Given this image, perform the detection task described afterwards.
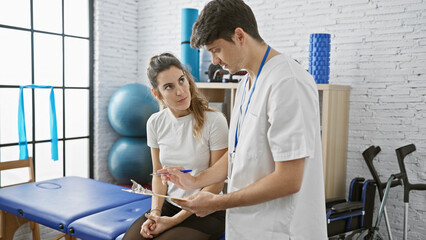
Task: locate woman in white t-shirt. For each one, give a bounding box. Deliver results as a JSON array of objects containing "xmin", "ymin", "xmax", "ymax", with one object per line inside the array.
[{"xmin": 123, "ymin": 53, "xmax": 228, "ymax": 240}]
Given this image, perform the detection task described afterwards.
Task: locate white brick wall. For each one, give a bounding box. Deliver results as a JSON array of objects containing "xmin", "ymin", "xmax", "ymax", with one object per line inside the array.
[
  {"xmin": 90, "ymin": 0, "xmax": 426, "ymax": 238},
  {"xmin": 93, "ymin": 0, "xmax": 139, "ymax": 183}
]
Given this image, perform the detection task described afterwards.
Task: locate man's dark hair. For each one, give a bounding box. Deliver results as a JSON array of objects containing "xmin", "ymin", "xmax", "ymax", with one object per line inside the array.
[{"xmin": 190, "ymin": 0, "xmax": 263, "ymax": 49}]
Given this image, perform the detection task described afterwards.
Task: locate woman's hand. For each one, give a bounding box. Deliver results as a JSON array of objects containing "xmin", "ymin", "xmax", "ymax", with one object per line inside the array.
[
  {"xmin": 140, "ymin": 216, "xmax": 157, "ymax": 239},
  {"xmin": 140, "ymin": 213, "xmax": 178, "ymax": 238},
  {"xmin": 158, "ymin": 166, "xmax": 198, "ymax": 190}
]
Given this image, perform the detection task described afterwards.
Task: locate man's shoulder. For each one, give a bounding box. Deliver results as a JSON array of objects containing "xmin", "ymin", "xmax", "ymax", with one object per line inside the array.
[
  {"xmin": 266, "ymin": 53, "xmax": 298, "ymax": 73},
  {"xmin": 264, "ymin": 54, "xmax": 314, "ymax": 86}
]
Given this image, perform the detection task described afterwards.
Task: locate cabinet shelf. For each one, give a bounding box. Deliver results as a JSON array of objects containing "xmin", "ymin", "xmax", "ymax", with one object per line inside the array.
[{"xmin": 196, "ymin": 82, "xmax": 350, "ymax": 199}]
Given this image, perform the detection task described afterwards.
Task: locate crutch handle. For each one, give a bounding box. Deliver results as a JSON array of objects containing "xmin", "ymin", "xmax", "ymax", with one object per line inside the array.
[
  {"xmin": 395, "ymin": 144, "xmax": 426, "ymax": 202},
  {"xmin": 410, "ymin": 183, "xmax": 426, "ymax": 191},
  {"xmin": 391, "ymin": 173, "xmax": 405, "ymax": 180}
]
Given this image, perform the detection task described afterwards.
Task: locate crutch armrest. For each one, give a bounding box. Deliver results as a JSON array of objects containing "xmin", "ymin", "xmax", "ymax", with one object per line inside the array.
[{"xmin": 331, "ymin": 201, "xmax": 363, "ymax": 213}]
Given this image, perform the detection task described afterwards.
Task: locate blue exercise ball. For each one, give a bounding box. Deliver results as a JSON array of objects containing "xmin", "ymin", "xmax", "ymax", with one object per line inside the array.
[
  {"xmin": 108, "ymin": 137, "xmax": 152, "ymax": 185},
  {"xmin": 108, "ymin": 83, "xmax": 158, "ymax": 137}
]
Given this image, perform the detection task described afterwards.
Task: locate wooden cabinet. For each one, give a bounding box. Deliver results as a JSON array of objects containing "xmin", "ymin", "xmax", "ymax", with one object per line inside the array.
[
  {"xmin": 196, "ymin": 82, "xmax": 350, "ymax": 199},
  {"xmin": 317, "ymin": 84, "xmax": 350, "ymax": 199}
]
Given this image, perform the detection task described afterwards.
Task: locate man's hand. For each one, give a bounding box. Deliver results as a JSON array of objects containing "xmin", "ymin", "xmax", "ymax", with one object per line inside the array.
[
  {"xmin": 159, "ymin": 166, "xmax": 198, "ymax": 190},
  {"xmin": 173, "ymin": 191, "xmax": 220, "ymax": 217}
]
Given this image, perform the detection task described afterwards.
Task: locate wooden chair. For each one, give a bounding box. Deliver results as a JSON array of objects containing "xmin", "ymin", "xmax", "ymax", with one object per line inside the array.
[{"xmin": 0, "ymin": 157, "xmax": 40, "ymax": 240}]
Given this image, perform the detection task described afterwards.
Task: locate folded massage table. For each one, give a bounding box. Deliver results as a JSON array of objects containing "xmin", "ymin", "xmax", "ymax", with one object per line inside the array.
[{"xmin": 0, "ymin": 176, "xmax": 151, "ymax": 240}]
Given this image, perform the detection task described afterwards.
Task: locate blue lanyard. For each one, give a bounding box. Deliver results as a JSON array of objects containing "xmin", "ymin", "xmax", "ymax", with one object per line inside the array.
[
  {"xmin": 18, "ymin": 85, "xmax": 59, "ymax": 161},
  {"xmin": 233, "ymin": 45, "xmax": 271, "ymax": 153}
]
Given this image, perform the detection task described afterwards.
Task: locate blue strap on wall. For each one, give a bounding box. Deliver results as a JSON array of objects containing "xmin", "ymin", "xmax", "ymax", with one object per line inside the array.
[{"xmin": 18, "ymin": 85, "xmax": 58, "ymax": 161}]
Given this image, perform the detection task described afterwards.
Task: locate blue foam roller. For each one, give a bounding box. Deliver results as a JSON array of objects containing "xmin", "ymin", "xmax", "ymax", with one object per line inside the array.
[
  {"xmin": 309, "ymin": 59, "xmax": 330, "ymax": 65},
  {"xmin": 310, "ymin": 69, "xmax": 330, "ymax": 76},
  {"xmin": 309, "ymin": 60, "xmax": 329, "ymax": 66},
  {"xmin": 310, "ymin": 42, "xmax": 330, "ymax": 48},
  {"xmin": 309, "ymin": 33, "xmax": 331, "ymax": 83},
  {"xmin": 181, "ymin": 8, "xmax": 199, "ymax": 81},
  {"xmin": 313, "ymin": 74, "xmax": 329, "ymax": 80},
  {"xmin": 310, "ymin": 38, "xmax": 331, "ymax": 43},
  {"xmin": 309, "ymin": 51, "xmax": 330, "ymax": 57},
  {"xmin": 310, "ymin": 66, "xmax": 330, "ymax": 74},
  {"xmin": 312, "ymin": 75, "xmax": 329, "ymax": 80},
  {"xmin": 309, "ymin": 44, "xmax": 331, "ymax": 52},
  {"xmin": 181, "ymin": 8, "xmax": 198, "ymax": 42},
  {"xmin": 309, "ymin": 55, "xmax": 330, "ymax": 60},
  {"xmin": 309, "ymin": 65, "xmax": 330, "ymax": 72},
  {"xmin": 182, "ymin": 43, "xmax": 199, "ymax": 81},
  {"xmin": 310, "ymin": 33, "xmax": 331, "ymax": 39}
]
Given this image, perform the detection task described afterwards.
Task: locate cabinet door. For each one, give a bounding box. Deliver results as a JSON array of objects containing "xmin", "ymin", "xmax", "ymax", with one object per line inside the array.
[{"xmin": 319, "ymin": 85, "xmax": 350, "ymax": 199}]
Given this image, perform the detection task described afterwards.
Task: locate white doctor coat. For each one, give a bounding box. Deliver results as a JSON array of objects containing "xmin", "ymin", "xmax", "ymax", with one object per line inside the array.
[{"xmin": 226, "ymin": 54, "xmax": 327, "ymax": 239}]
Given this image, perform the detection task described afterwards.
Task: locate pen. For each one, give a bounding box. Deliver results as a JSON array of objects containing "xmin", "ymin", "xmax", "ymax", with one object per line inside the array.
[{"xmin": 150, "ymin": 169, "xmax": 192, "ymax": 176}]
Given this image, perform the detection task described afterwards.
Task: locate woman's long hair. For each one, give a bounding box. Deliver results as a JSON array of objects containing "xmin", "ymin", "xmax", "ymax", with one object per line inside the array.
[{"xmin": 147, "ymin": 53, "xmax": 214, "ymax": 140}]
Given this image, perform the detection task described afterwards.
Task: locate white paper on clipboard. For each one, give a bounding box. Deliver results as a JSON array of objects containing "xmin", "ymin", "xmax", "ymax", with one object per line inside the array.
[{"xmin": 123, "ymin": 179, "xmax": 186, "ymax": 201}]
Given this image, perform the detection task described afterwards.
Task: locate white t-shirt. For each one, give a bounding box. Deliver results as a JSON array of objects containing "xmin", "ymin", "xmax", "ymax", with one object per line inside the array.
[
  {"xmin": 226, "ymin": 53, "xmax": 327, "ymax": 239},
  {"xmin": 147, "ymin": 108, "xmax": 228, "ymax": 206}
]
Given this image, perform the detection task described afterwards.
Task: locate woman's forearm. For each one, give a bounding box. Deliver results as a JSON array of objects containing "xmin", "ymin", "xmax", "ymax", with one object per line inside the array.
[
  {"xmin": 151, "ymin": 174, "xmax": 167, "ymax": 210},
  {"xmin": 194, "ymin": 150, "xmax": 228, "ymax": 188}
]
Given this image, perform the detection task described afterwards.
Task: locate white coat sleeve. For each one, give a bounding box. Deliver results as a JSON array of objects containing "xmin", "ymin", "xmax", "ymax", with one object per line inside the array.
[{"xmin": 266, "ymin": 77, "xmax": 312, "ymax": 162}]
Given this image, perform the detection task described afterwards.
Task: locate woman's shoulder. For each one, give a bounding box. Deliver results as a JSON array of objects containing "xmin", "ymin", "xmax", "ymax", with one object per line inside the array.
[
  {"xmin": 204, "ymin": 110, "xmax": 227, "ymax": 127},
  {"xmin": 205, "ymin": 110, "xmax": 226, "ymax": 120},
  {"xmin": 147, "ymin": 108, "xmax": 169, "ymax": 124}
]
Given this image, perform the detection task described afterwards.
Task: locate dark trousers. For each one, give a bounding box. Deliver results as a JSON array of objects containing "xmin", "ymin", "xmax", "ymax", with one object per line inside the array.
[{"xmin": 123, "ymin": 200, "xmax": 225, "ymax": 240}]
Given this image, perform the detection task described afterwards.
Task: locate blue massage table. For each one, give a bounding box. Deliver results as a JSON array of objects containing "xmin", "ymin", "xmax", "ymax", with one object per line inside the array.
[{"xmin": 0, "ymin": 176, "xmax": 151, "ymax": 240}]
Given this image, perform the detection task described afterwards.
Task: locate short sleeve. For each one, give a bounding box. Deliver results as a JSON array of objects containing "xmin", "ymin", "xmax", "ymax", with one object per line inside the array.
[
  {"xmin": 146, "ymin": 115, "xmax": 159, "ymax": 148},
  {"xmin": 267, "ymin": 77, "xmax": 313, "ymax": 161},
  {"xmin": 208, "ymin": 112, "xmax": 229, "ymax": 151}
]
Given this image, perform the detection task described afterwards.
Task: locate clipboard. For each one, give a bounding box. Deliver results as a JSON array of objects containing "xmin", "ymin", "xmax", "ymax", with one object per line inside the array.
[{"xmin": 122, "ymin": 189, "xmax": 186, "ymax": 201}]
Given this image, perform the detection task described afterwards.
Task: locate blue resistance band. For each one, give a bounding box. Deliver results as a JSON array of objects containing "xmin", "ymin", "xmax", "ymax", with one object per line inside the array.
[
  {"xmin": 233, "ymin": 45, "xmax": 271, "ymax": 153},
  {"xmin": 18, "ymin": 85, "xmax": 58, "ymax": 161}
]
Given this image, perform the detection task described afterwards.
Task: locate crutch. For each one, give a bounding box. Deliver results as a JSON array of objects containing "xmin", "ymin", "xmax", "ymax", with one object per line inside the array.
[
  {"xmin": 395, "ymin": 144, "xmax": 426, "ymax": 240},
  {"xmin": 362, "ymin": 146, "xmax": 401, "ymax": 240}
]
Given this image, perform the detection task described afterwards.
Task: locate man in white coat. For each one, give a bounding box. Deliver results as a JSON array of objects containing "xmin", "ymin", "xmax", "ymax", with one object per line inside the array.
[{"xmin": 160, "ymin": 0, "xmax": 328, "ymax": 239}]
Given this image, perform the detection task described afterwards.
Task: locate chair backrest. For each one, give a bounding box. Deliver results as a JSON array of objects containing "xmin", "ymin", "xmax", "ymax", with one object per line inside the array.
[
  {"xmin": 0, "ymin": 157, "xmax": 34, "ymax": 187},
  {"xmin": 0, "ymin": 157, "xmax": 40, "ymax": 239}
]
